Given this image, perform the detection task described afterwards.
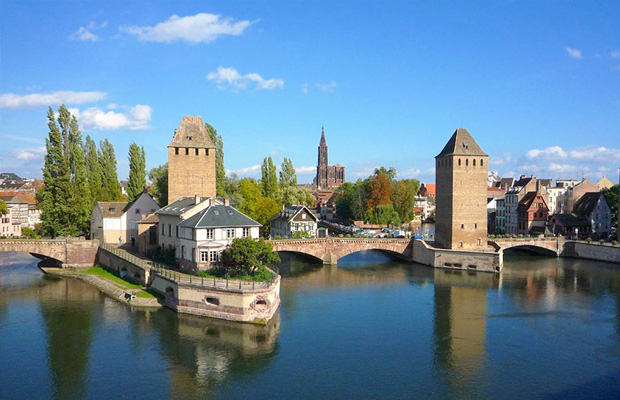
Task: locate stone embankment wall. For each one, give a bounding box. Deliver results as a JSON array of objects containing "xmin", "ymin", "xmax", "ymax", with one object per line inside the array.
[
  {"xmin": 65, "ymin": 238, "xmax": 99, "ymax": 268},
  {"xmin": 561, "ymin": 241, "xmax": 620, "ymax": 264},
  {"xmin": 411, "ymin": 239, "xmax": 501, "ymax": 273},
  {"xmin": 96, "ymin": 245, "xmax": 151, "ymax": 286}
]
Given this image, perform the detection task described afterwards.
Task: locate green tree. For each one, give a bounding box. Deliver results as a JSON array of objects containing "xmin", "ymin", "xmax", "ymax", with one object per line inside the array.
[
  {"xmin": 392, "ymin": 179, "xmax": 420, "ymax": 222},
  {"xmin": 148, "ymin": 163, "xmax": 167, "ymax": 206},
  {"xmin": 84, "ymin": 135, "xmax": 103, "ymax": 201},
  {"xmin": 0, "ymin": 200, "xmax": 7, "ymax": 216},
  {"xmin": 38, "ymin": 105, "xmax": 92, "ymax": 237},
  {"xmin": 127, "ymin": 142, "xmax": 146, "ymax": 201},
  {"xmin": 279, "ymin": 157, "xmax": 297, "ymax": 187},
  {"xmin": 223, "ymin": 173, "xmax": 243, "ymax": 207},
  {"xmin": 221, "ymin": 237, "xmax": 280, "ymax": 277},
  {"xmin": 602, "ymin": 184, "xmax": 619, "ymax": 225},
  {"xmin": 237, "ymin": 178, "xmax": 262, "ymax": 217},
  {"xmin": 99, "ymin": 139, "xmax": 121, "ymax": 201},
  {"xmin": 206, "ymin": 123, "xmax": 226, "ymax": 197},
  {"xmin": 253, "ymin": 196, "xmax": 281, "ymax": 237},
  {"xmin": 365, "ymin": 204, "xmax": 401, "ymax": 227},
  {"xmin": 261, "ymin": 157, "xmax": 278, "ymax": 198},
  {"xmin": 276, "ymin": 185, "xmax": 313, "ymax": 207}
]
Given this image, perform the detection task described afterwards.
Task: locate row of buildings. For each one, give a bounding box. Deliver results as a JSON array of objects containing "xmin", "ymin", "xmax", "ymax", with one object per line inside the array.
[
  {"xmin": 0, "ymin": 174, "xmax": 42, "ymax": 236},
  {"xmin": 487, "ymin": 175, "xmax": 615, "ymax": 239}
]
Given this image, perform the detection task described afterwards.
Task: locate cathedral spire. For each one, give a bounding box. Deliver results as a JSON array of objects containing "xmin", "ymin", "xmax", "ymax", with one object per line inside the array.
[{"xmin": 320, "ymin": 125, "xmax": 326, "ymax": 146}]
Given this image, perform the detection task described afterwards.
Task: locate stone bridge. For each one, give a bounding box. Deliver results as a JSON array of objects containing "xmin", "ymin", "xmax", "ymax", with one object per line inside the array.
[
  {"xmin": 489, "ymin": 237, "xmax": 564, "ymax": 256},
  {"xmin": 268, "ymin": 238, "xmax": 413, "ymax": 264},
  {"xmin": 0, "ymin": 238, "xmax": 99, "ymax": 267}
]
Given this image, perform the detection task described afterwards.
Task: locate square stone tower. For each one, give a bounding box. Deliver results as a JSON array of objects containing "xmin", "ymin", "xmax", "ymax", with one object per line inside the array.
[
  {"xmin": 167, "ymin": 116, "xmax": 216, "ymax": 204},
  {"xmin": 435, "ymin": 128, "xmax": 488, "ymax": 250}
]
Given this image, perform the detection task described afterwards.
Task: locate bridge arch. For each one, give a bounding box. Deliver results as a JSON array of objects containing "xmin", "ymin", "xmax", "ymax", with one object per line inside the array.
[
  {"xmin": 502, "ymin": 244, "xmax": 558, "ymax": 256},
  {"xmin": 337, "ymin": 248, "xmax": 407, "ymax": 263},
  {"xmin": 274, "ymin": 250, "xmax": 324, "ymax": 264}
]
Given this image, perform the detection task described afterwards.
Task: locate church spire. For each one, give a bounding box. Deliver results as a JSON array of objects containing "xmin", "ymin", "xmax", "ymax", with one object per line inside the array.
[{"xmin": 320, "ymin": 125, "xmax": 326, "ymax": 146}]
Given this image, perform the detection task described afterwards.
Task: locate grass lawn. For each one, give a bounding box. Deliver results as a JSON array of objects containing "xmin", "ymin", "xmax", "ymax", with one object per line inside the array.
[{"xmin": 84, "ymin": 266, "xmax": 142, "ymax": 290}]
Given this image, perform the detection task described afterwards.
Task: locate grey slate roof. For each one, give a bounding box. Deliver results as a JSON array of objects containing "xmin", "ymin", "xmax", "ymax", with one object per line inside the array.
[
  {"xmin": 436, "ymin": 128, "xmax": 487, "ymax": 157},
  {"xmin": 549, "ymin": 213, "xmax": 589, "ymax": 227},
  {"xmin": 155, "ymin": 196, "xmax": 210, "ymax": 216},
  {"xmin": 270, "ymin": 205, "xmax": 318, "ymax": 223},
  {"xmin": 178, "ymin": 204, "xmax": 261, "ymax": 228},
  {"xmin": 96, "ymin": 201, "xmax": 128, "ymax": 218},
  {"xmin": 168, "ymin": 116, "xmax": 215, "ymax": 149},
  {"xmin": 573, "ymin": 192, "xmax": 607, "ymax": 218}
]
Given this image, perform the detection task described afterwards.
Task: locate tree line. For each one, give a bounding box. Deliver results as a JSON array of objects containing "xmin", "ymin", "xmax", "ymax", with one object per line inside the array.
[
  {"xmin": 333, "ymin": 167, "xmax": 420, "ymax": 227},
  {"xmin": 39, "ymin": 105, "xmax": 147, "ymax": 237}
]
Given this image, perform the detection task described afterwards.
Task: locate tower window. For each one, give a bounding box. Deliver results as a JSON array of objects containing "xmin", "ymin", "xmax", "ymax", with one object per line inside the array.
[
  {"xmin": 206, "ymin": 149, "xmax": 209, "ymax": 156},
  {"xmin": 481, "ymin": 159, "xmax": 484, "ymax": 166},
  {"xmin": 473, "ymin": 159, "xmax": 476, "ymax": 166},
  {"xmin": 465, "ymin": 159, "xmax": 469, "ymax": 166},
  {"xmin": 458, "ymin": 159, "xmax": 461, "ymax": 166},
  {"xmin": 175, "ymin": 148, "xmax": 179, "ymax": 155},
  {"xmin": 185, "ymin": 148, "xmax": 189, "ymax": 155},
  {"xmin": 461, "ymin": 224, "xmax": 464, "ymax": 229},
  {"xmin": 195, "ymin": 148, "xmax": 199, "ymax": 155}
]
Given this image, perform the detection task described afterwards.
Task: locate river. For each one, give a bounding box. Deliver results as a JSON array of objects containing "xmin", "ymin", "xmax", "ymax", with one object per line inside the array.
[{"xmin": 1, "ymin": 250, "xmax": 619, "ymax": 399}]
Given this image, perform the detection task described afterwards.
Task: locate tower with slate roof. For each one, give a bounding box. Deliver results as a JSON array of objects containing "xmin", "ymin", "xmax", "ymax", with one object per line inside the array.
[
  {"xmin": 435, "ymin": 128, "xmax": 488, "ymax": 250},
  {"xmin": 168, "ymin": 116, "xmax": 216, "ymax": 204}
]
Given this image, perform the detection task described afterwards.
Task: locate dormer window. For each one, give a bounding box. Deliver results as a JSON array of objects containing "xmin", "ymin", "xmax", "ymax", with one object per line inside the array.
[
  {"xmin": 187, "ymin": 136, "xmax": 192, "ymax": 141},
  {"xmin": 228, "ymin": 210, "xmax": 233, "ymax": 215},
  {"xmin": 135, "ymin": 208, "xmax": 141, "ymax": 214},
  {"xmin": 109, "ymin": 207, "xmax": 115, "ymax": 212}
]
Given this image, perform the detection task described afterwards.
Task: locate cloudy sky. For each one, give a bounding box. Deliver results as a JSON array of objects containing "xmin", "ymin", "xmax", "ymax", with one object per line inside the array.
[{"xmin": 1, "ymin": 1, "xmax": 619, "ymax": 184}]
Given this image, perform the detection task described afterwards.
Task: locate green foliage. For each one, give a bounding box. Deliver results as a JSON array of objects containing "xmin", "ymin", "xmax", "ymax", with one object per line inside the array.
[
  {"xmin": 21, "ymin": 227, "xmax": 40, "ymax": 239},
  {"xmin": 602, "ymin": 185, "xmax": 618, "ymax": 224},
  {"xmin": 261, "ymin": 156, "xmax": 278, "ymax": 198},
  {"xmin": 291, "ymin": 231, "xmax": 311, "ymax": 239},
  {"xmin": 365, "ymin": 204, "xmax": 401, "ymax": 227},
  {"xmin": 392, "ymin": 179, "xmax": 420, "ymax": 222},
  {"xmin": 206, "ymin": 123, "xmax": 226, "ymax": 197},
  {"xmin": 127, "ymin": 142, "xmax": 146, "ymax": 201},
  {"xmin": 279, "ymin": 157, "xmax": 297, "ymax": 187},
  {"xmin": 221, "ymin": 237, "xmax": 280, "ymax": 277},
  {"xmin": 374, "ymin": 167, "xmax": 397, "ymax": 180},
  {"xmin": 0, "ymin": 200, "xmax": 7, "ymax": 216},
  {"xmin": 237, "ymin": 178, "xmax": 262, "ymax": 216},
  {"xmin": 153, "ymin": 246, "xmax": 176, "ymax": 266},
  {"xmin": 99, "ymin": 138, "xmax": 122, "ymax": 201},
  {"xmin": 254, "ymin": 196, "xmax": 281, "ymax": 237},
  {"xmin": 276, "ymin": 185, "xmax": 313, "ymax": 207},
  {"xmin": 38, "ymin": 105, "xmax": 93, "ymax": 237},
  {"xmin": 84, "ymin": 135, "xmax": 103, "ymax": 202},
  {"xmin": 148, "ymin": 163, "xmax": 168, "ymax": 206}
]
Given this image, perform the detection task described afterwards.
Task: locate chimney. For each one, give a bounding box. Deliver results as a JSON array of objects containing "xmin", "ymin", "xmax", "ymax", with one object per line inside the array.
[
  {"xmin": 195, "ymin": 195, "xmax": 200, "ymax": 205},
  {"xmin": 223, "ymin": 198, "xmax": 230, "ymax": 206}
]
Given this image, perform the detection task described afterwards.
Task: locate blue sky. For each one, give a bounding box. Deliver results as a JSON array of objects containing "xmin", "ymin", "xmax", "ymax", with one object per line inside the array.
[{"xmin": 1, "ymin": 1, "xmax": 619, "ymax": 185}]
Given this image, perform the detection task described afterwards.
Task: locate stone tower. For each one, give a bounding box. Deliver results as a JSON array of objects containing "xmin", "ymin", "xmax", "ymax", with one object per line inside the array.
[
  {"xmin": 167, "ymin": 116, "xmax": 216, "ymax": 204},
  {"xmin": 435, "ymin": 128, "xmax": 488, "ymax": 250}
]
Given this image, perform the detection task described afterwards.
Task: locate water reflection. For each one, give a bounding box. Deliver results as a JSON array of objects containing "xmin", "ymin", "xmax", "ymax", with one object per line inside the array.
[{"xmin": 147, "ymin": 309, "xmax": 280, "ymax": 399}]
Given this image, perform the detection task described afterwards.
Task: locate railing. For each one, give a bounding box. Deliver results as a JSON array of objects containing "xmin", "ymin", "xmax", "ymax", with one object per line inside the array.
[{"xmin": 99, "ymin": 243, "xmax": 278, "ymax": 291}]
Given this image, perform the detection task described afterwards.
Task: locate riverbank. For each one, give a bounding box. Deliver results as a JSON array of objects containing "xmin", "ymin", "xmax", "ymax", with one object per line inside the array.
[{"xmin": 42, "ymin": 267, "xmax": 162, "ymax": 308}]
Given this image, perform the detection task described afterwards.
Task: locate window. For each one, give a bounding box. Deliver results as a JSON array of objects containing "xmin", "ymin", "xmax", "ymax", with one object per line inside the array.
[
  {"xmin": 168, "ymin": 224, "xmax": 171, "ymax": 236},
  {"xmin": 458, "ymin": 159, "xmax": 461, "ymax": 166},
  {"xmin": 162, "ymin": 224, "xmax": 165, "ymax": 236},
  {"xmin": 135, "ymin": 208, "xmax": 141, "ymax": 214},
  {"xmin": 195, "ymin": 148, "xmax": 199, "ymax": 155},
  {"xmin": 461, "ymin": 224, "xmax": 464, "ymax": 229},
  {"xmin": 206, "ymin": 148, "xmax": 209, "ymax": 156},
  {"xmin": 209, "ymin": 251, "xmax": 219, "ymax": 263},
  {"xmin": 302, "ymin": 213, "xmax": 306, "ymax": 220},
  {"xmin": 192, "ymin": 248, "xmax": 195, "ymax": 262},
  {"xmin": 181, "ymin": 245, "xmax": 185, "ymax": 259},
  {"xmin": 242, "ymin": 227, "xmax": 250, "ymax": 237},
  {"xmin": 474, "ymin": 223, "xmax": 478, "ymax": 229},
  {"xmin": 176, "ymin": 226, "xmax": 179, "ymax": 237},
  {"xmin": 175, "ymin": 148, "xmax": 179, "ymax": 155},
  {"xmin": 185, "ymin": 148, "xmax": 189, "ymax": 155},
  {"xmin": 206, "ymin": 229, "xmax": 214, "ymax": 240},
  {"xmin": 473, "ymin": 159, "xmax": 476, "ymax": 166},
  {"xmin": 481, "ymin": 159, "xmax": 484, "ymax": 166},
  {"xmin": 226, "ymin": 228, "xmax": 235, "ymax": 239},
  {"xmin": 200, "ymin": 250, "xmax": 208, "ymax": 263},
  {"xmin": 465, "ymin": 159, "xmax": 469, "ymax": 166}
]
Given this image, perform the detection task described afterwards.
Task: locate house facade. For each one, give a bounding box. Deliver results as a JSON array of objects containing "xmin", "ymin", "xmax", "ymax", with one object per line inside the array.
[
  {"xmin": 0, "ymin": 206, "xmax": 21, "ymax": 237},
  {"xmin": 270, "ymin": 205, "xmax": 318, "ymax": 239},
  {"xmin": 0, "ymin": 195, "xmax": 29, "ymax": 228},
  {"xmin": 573, "ymin": 192, "xmax": 612, "ymax": 239},
  {"xmin": 177, "ymin": 204, "xmax": 261, "ymax": 273},
  {"xmin": 90, "ymin": 191, "xmax": 159, "ymax": 245},
  {"xmin": 517, "ymin": 191, "xmax": 549, "ymax": 235}
]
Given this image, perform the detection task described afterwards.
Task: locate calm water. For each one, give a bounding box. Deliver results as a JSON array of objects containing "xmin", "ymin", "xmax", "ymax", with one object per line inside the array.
[{"xmin": 1, "ymin": 250, "xmax": 620, "ymax": 400}]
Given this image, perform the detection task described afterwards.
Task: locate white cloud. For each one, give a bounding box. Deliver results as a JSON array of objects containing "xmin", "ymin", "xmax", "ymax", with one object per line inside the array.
[
  {"xmin": 0, "ymin": 90, "xmax": 106, "ymax": 108},
  {"xmin": 121, "ymin": 13, "xmax": 254, "ymax": 44},
  {"xmin": 69, "ymin": 104, "xmax": 152, "ymax": 131},
  {"xmin": 206, "ymin": 67, "xmax": 283, "ymax": 90},
  {"xmin": 566, "ymin": 47, "xmax": 582, "ymax": 59},
  {"xmin": 227, "ymin": 165, "xmax": 261, "ymax": 177},
  {"xmin": 301, "ymin": 84, "xmax": 309, "ymax": 95},
  {"xmin": 568, "ymin": 146, "xmax": 620, "ymax": 162},
  {"xmin": 611, "ymin": 50, "xmax": 620, "ymax": 58},
  {"xmin": 525, "ymin": 146, "xmax": 568, "ymax": 160},
  {"xmin": 315, "ymin": 81, "xmax": 338, "ymax": 91},
  {"xmin": 12, "ymin": 146, "xmax": 46, "ymax": 160},
  {"xmin": 489, "ymin": 153, "xmax": 512, "ymax": 166},
  {"xmin": 548, "ymin": 163, "xmax": 585, "ymax": 173},
  {"xmin": 69, "ymin": 21, "xmax": 108, "ymax": 42},
  {"xmin": 295, "ymin": 166, "xmax": 316, "ymax": 174}
]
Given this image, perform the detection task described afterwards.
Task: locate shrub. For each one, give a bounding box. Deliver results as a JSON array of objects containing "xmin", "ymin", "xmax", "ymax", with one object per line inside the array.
[
  {"xmin": 518, "ymin": 234, "xmax": 524, "ymax": 238},
  {"xmin": 338, "ymin": 234, "xmax": 344, "ymax": 238},
  {"xmin": 275, "ymin": 235, "xmax": 281, "ymax": 240},
  {"xmin": 612, "ymin": 240, "xmax": 618, "ymax": 246},
  {"xmin": 599, "ymin": 239, "xmax": 605, "ymax": 245},
  {"xmin": 345, "ymin": 234, "xmax": 351, "ymax": 238},
  {"xmin": 586, "ymin": 237, "xmax": 593, "ymax": 243},
  {"xmin": 489, "ymin": 234, "xmax": 495, "ymax": 239}
]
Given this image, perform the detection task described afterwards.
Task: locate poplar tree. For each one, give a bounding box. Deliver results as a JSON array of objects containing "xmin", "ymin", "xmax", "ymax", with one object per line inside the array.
[
  {"xmin": 39, "ymin": 105, "xmax": 92, "ymax": 237},
  {"xmin": 261, "ymin": 157, "xmax": 278, "ymax": 198},
  {"xmin": 279, "ymin": 157, "xmax": 297, "ymax": 187},
  {"xmin": 206, "ymin": 123, "xmax": 226, "ymax": 197},
  {"xmin": 148, "ymin": 163, "xmax": 168, "ymax": 206},
  {"xmin": 84, "ymin": 135, "xmax": 103, "ymax": 202},
  {"xmin": 127, "ymin": 142, "xmax": 146, "ymax": 200},
  {"xmin": 99, "ymin": 139, "xmax": 121, "ymax": 200}
]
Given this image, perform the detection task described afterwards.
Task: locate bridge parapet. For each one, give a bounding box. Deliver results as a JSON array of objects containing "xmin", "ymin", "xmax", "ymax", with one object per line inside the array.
[{"xmin": 489, "ymin": 237, "xmax": 564, "ymax": 255}]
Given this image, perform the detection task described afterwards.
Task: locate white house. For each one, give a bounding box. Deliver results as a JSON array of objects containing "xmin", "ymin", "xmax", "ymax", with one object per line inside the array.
[
  {"xmin": 270, "ymin": 205, "xmax": 318, "ymax": 239},
  {"xmin": 177, "ymin": 204, "xmax": 261, "ymax": 272},
  {"xmin": 90, "ymin": 191, "xmax": 159, "ymax": 245}
]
